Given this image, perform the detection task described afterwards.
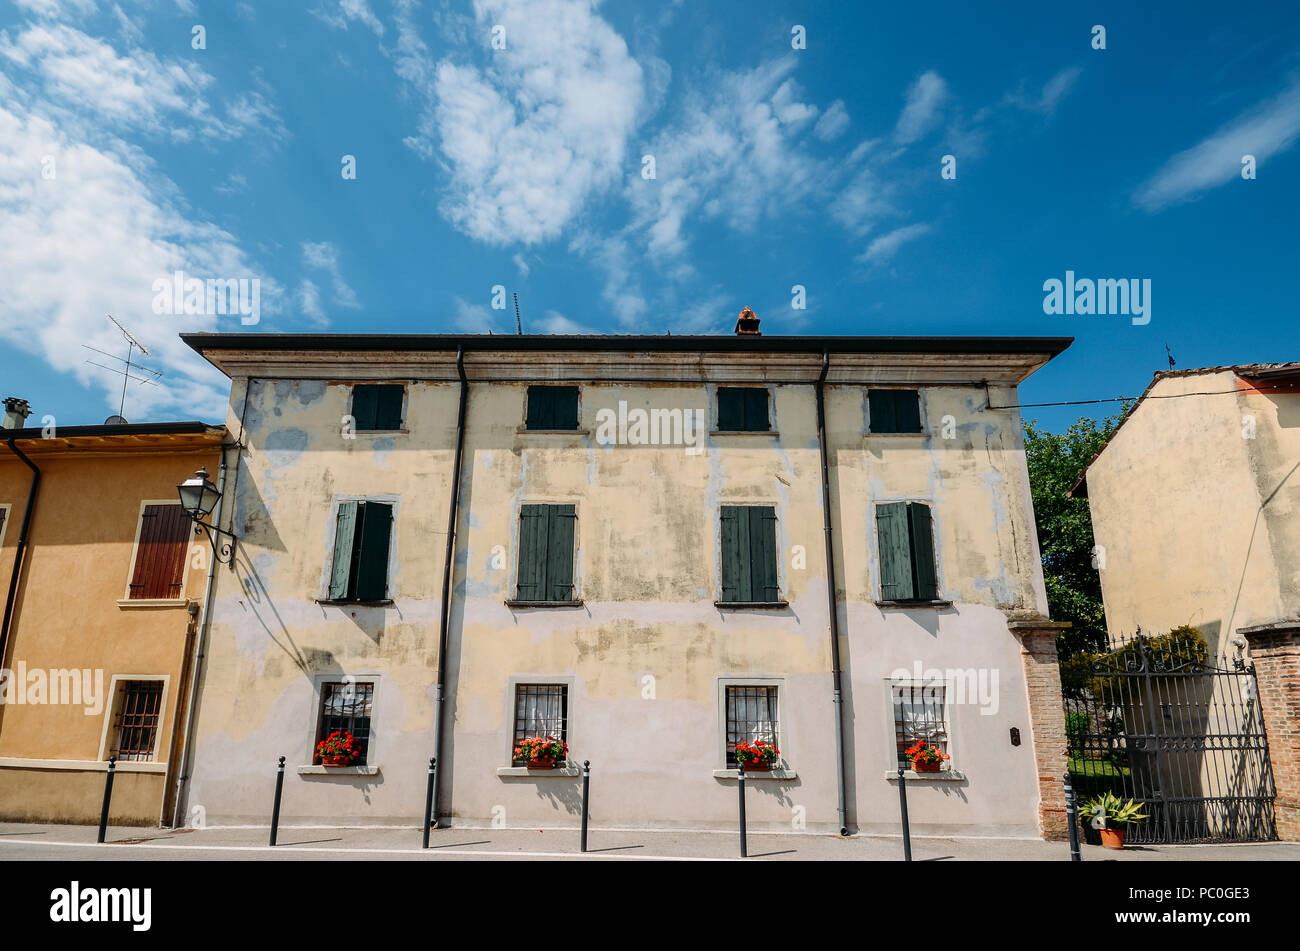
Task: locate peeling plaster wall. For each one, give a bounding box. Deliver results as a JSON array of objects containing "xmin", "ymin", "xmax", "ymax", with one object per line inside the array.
[{"xmin": 187, "ymin": 373, "xmax": 1048, "ymax": 836}]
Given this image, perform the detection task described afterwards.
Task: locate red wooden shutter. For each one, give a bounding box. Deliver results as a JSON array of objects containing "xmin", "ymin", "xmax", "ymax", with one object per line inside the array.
[{"xmin": 128, "ymin": 504, "xmax": 191, "ymax": 599}]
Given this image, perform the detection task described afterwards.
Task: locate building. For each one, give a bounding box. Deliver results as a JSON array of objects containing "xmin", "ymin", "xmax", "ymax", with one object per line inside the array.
[
  {"xmin": 178, "ymin": 322, "xmax": 1073, "ymax": 837},
  {"xmin": 1072, "ymin": 364, "xmax": 1300, "ymax": 840},
  {"xmin": 0, "ymin": 402, "xmax": 226, "ymax": 825}
]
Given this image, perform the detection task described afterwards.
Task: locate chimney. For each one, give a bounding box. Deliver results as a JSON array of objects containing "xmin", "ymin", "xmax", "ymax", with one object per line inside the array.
[
  {"xmin": 2, "ymin": 397, "xmax": 31, "ymax": 430},
  {"xmin": 734, "ymin": 306, "xmax": 761, "ymax": 336}
]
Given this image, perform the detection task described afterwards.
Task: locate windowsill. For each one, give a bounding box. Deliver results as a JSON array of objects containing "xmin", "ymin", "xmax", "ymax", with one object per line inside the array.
[
  {"xmin": 497, "ymin": 766, "xmax": 582, "ymax": 777},
  {"xmin": 0, "ymin": 756, "xmax": 167, "ymax": 773},
  {"xmin": 316, "ymin": 599, "xmax": 395, "ymax": 607},
  {"xmin": 117, "ymin": 598, "xmax": 188, "ymax": 608},
  {"xmin": 875, "ymin": 599, "xmax": 953, "ymax": 609},
  {"xmin": 713, "ymin": 768, "xmax": 798, "ymax": 780},
  {"xmin": 297, "ymin": 765, "xmax": 381, "ymax": 776},
  {"xmin": 709, "ymin": 430, "xmax": 779, "ymax": 437},
  {"xmin": 516, "ymin": 428, "xmax": 591, "ymax": 435},
  {"xmin": 505, "ymin": 599, "xmax": 585, "ymax": 608},
  {"xmin": 864, "ymin": 431, "xmax": 927, "ymax": 437},
  {"xmin": 354, "ymin": 429, "xmax": 408, "ymax": 436},
  {"xmin": 715, "ymin": 600, "xmax": 789, "ymax": 610},
  {"xmin": 885, "ymin": 770, "xmax": 967, "ymax": 782}
]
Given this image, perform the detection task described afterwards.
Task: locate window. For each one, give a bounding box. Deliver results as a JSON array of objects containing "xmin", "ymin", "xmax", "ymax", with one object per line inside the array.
[
  {"xmin": 525, "ymin": 385, "xmax": 580, "ymax": 431},
  {"xmin": 725, "ymin": 685, "xmax": 779, "ymax": 766},
  {"xmin": 512, "ymin": 684, "xmax": 567, "ymax": 764},
  {"xmin": 868, "ymin": 389, "xmax": 922, "ymax": 434},
  {"xmin": 127, "ymin": 503, "xmax": 190, "ymax": 600},
  {"xmin": 893, "ymin": 683, "xmax": 948, "ymax": 768},
  {"xmin": 328, "ymin": 501, "xmax": 393, "ymax": 602},
  {"xmin": 314, "ymin": 681, "xmax": 374, "ymax": 765},
  {"xmin": 716, "ymin": 387, "xmax": 770, "ymax": 432},
  {"xmin": 514, "ymin": 504, "xmax": 576, "ymax": 602},
  {"xmin": 875, "ymin": 501, "xmax": 938, "ymax": 602},
  {"xmin": 719, "ymin": 505, "xmax": 780, "ymax": 604},
  {"xmin": 110, "ymin": 681, "xmax": 163, "ymax": 761},
  {"xmin": 351, "ymin": 384, "xmax": 404, "ymax": 431}
]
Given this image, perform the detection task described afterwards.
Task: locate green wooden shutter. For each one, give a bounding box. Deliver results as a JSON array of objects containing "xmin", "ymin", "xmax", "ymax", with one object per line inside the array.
[
  {"xmin": 868, "ymin": 390, "xmax": 897, "ymax": 434},
  {"xmin": 720, "ymin": 505, "xmax": 751, "ymax": 601},
  {"xmin": 374, "ymin": 386, "xmax": 404, "ymax": 430},
  {"xmin": 516, "ymin": 504, "xmax": 549, "ymax": 600},
  {"xmin": 352, "ymin": 386, "xmax": 380, "ymax": 430},
  {"xmin": 749, "ymin": 506, "xmax": 779, "ymax": 601},
  {"xmin": 717, "ymin": 389, "xmax": 744, "ymax": 432},
  {"xmin": 551, "ymin": 388, "xmax": 579, "ymax": 430},
  {"xmin": 525, "ymin": 387, "xmax": 549, "ymax": 430},
  {"xmin": 545, "ymin": 505, "xmax": 576, "ymax": 601},
  {"xmin": 744, "ymin": 389, "xmax": 770, "ymax": 431},
  {"xmin": 329, "ymin": 502, "xmax": 358, "ymax": 600},
  {"xmin": 895, "ymin": 391, "xmax": 922, "ymax": 433},
  {"xmin": 907, "ymin": 502, "xmax": 938, "ymax": 600},
  {"xmin": 353, "ymin": 502, "xmax": 393, "ymax": 601},
  {"xmin": 876, "ymin": 502, "xmax": 913, "ymax": 601}
]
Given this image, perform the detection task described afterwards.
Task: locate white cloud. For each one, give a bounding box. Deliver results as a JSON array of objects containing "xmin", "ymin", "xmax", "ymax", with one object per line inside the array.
[
  {"xmin": 813, "ymin": 99, "xmax": 849, "ymax": 141},
  {"xmin": 858, "ymin": 223, "xmax": 931, "ymax": 264},
  {"xmin": 301, "ymin": 241, "xmax": 359, "ymax": 309},
  {"xmin": 451, "ymin": 295, "xmax": 497, "ymax": 333},
  {"xmin": 512, "ymin": 252, "xmax": 530, "ymax": 277},
  {"xmin": 535, "ymin": 310, "xmax": 592, "ymax": 334},
  {"xmin": 297, "ymin": 279, "xmax": 325, "ymax": 323},
  {"xmin": 14, "ymin": 0, "xmax": 98, "ymax": 17},
  {"xmin": 832, "ymin": 164, "xmax": 896, "ymax": 237},
  {"xmin": 894, "ymin": 71, "xmax": 947, "ymax": 144},
  {"xmin": 1135, "ymin": 77, "xmax": 1300, "ymax": 211},
  {"xmin": 312, "ymin": 0, "xmax": 385, "ymax": 37}
]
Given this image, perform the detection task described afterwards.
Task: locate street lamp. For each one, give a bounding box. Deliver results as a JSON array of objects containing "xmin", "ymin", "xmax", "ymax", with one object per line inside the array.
[{"xmin": 177, "ymin": 466, "xmax": 236, "ymax": 564}]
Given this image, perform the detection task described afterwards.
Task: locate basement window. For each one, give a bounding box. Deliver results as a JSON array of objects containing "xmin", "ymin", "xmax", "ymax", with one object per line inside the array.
[{"xmin": 110, "ymin": 681, "xmax": 164, "ymax": 762}]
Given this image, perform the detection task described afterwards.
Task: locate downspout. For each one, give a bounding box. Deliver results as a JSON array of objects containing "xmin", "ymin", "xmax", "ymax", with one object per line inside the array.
[
  {"xmin": 816, "ymin": 350, "xmax": 850, "ymax": 835},
  {"xmin": 432, "ymin": 347, "xmax": 468, "ymax": 827},
  {"xmin": 1, "ymin": 438, "xmax": 40, "ymax": 676}
]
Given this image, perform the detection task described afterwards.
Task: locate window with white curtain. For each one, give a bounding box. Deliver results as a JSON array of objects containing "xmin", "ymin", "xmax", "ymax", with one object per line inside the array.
[
  {"xmin": 725, "ymin": 685, "xmax": 779, "ymax": 765},
  {"xmin": 892, "ymin": 682, "xmax": 948, "ymax": 767},
  {"xmin": 512, "ymin": 684, "xmax": 567, "ymax": 764}
]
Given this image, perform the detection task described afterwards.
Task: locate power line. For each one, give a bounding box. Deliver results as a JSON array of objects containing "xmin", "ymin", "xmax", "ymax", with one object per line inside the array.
[{"xmin": 994, "ymin": 380, "xmax": 1297, "ymax": 411}]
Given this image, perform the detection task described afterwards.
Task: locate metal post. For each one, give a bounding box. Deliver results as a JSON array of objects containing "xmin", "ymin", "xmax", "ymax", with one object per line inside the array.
[
  {"xmin": 1064, "ymin": 771, "xmax": 1082, "ymax": 862},
  {"xmin": 897, "ymin": 766, "xmax": 912, "ymax": 862},
  {"xmin": 422, "ymin": 757, "xmax": 437, "ymax": 849},
  {"xmin": 738, "ymin": 762, "xmax": 748, "ymax": 858},
  {"xmin": 580, "ymin": 759, "xmax": 591, "ymax": 853},
  {"xmin": 269, "ymin": 755, "xmax": 285, "ymax": 847},
  {"xmin": 97, "ymin": 756, "xmax": 117, "ymax": 844}
]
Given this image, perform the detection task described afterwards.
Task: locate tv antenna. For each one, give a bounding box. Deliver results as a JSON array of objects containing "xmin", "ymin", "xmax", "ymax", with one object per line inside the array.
[
  {"xmin": 82, "ymin": 315, "xmax": 162, "ymax": 421},
  {"xmin": 513, "ymin": 292, "xmax": 523, "ymax": 335}
]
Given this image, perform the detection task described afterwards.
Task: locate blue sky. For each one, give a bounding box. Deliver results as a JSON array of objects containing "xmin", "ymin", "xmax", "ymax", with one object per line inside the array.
[{"xmin": 1, "ymin": 0, "xmax": 1298, "ymax": 433}]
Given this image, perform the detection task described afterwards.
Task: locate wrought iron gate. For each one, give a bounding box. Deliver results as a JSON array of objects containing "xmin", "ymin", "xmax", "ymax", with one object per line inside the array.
[{"xmin": 1062, "ymin": 630, "xmax": 1276, "ymax": 844}]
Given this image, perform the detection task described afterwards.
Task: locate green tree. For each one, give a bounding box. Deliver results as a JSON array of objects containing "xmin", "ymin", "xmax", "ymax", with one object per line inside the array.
[{"xmin": 1023, "ymin": 411, "xmax": 1127, "ymax": 658}]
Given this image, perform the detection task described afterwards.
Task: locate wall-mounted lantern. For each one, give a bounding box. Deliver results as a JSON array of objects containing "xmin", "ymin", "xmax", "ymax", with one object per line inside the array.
[{"xmin": 177, "ymin": 466, "xmax": 236, "ymax": 564}]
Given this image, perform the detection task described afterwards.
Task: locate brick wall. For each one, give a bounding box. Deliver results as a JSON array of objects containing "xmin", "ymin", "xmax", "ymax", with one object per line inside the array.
[
  {"xmin": 1010, "ymin": 619, "xmax": 1071, "ymax": 840},
  {"xmin": 1242, "ymin": 623, "xmax": 1300, "ymax": 842}
]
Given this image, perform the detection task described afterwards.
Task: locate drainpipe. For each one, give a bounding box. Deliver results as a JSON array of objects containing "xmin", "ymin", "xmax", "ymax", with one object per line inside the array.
[
  {"xmin": 0, "ymin": 438, "xmax": 40, "ymax": 675},
  {"xmin": 815, "ymin": 350, "xmax": 850, "ymax": 835},
  {"xmin": 432, "ymin": 347, "xmax": 468, "ymax": 827}
]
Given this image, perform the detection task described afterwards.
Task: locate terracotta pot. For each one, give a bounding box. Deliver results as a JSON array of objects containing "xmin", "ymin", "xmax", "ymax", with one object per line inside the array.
[
  {"xmin": 912, "ymin": 759, "xmax": 942, "ymax": 773},
  {"xmin": 527, "ymin": 758, "xmax": 556, "ymax": 770},
  {"xmin": 741, "ymin": 762, "xmax": 772, "ymax": 771},
  {"xmin": 323, "ymin": 756, "xmax": 353, "ymax": 767},
  {"xmin": 1100, "ymin": 827, "xmax": 1126, "ymax": 849}
]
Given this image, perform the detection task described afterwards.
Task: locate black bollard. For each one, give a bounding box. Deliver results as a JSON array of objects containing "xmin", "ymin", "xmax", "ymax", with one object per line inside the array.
[
  {"xmin": 897, "ymin": 766, "xmax": 912, "ymax": 862},
  {"xmin": 97, "ymin": 756, "xmax": 117, "ymax": 844},
  {"xmin": 580, "ymin": 759, "xmax": 591, "ymax": 853},
  {"xmin": 1064, "ymin": 771, "xmax": 1081, "ymax": 862},
  {"xmin": 738, "ymin": 762, "xmax": 748, "ymax": 858},
  {"xmin": 422, "ymin": 757, "xmax": 437, "ymax": 849},
  {"xmin": 269, "ymin": 755, "xmax": 285, "ymax": 847}
]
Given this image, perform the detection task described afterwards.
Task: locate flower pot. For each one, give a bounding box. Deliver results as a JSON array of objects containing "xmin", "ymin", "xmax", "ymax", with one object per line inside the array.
[
  {"xmin": 742, "ymin": 762, "xmax": 772, "ymax": 772},
  {"xmin": 527, "ymin": 758, "xmax": 556, "ymax": 770},
  {"xmin": 912, "ymin": 759, "xmax": 942, "ymax": 773},
  {"xmin": 1100, "ymin": 827, "xmax": 1126, "ymax": 849},
  {"xmin": 323, "ymin": 756, "xmax": 353, "ymax": 767}
]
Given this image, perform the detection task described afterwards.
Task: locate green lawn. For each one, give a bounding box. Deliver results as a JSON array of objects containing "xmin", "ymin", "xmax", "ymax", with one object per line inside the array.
[{"xmin": 1068, "ymin": 753, "xmax": 1130, "ymax": 779}]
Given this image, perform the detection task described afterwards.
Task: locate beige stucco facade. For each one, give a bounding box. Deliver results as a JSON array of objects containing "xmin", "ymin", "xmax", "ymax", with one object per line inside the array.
[
  {"xmin": 182, "ymin": 334, "xmax": 1068, "ymax": 836},
  {"xmin": 1081, "ymin": 367, "xmax": 1300, "ymax": 652}
]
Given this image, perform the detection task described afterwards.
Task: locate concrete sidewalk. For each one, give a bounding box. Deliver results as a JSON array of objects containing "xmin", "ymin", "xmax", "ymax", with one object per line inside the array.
[{"xmin": 0, "ymin": 821, "xmax": 1295, "ymax": 861}]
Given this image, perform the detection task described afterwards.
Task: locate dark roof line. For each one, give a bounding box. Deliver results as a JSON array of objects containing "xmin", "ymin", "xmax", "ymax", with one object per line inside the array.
[{"xmin": 1, "ymin": 421, "xmax": 222, "ymax": 440}]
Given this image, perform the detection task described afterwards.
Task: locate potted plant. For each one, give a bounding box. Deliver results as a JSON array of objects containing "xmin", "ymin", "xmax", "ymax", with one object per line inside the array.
[
  {"xmin": 1080, "ymin": 791, "xmax": 1149, "ymax": 849},
  {"xmin": 514, "ymin": 735, "xmax": 568, "ymax": 769},
  {"xmin": 735, "ymin": 740, "xmax": 780, "ymax": 771},
  {"xmin": 316, "ymin": 730, "xmax": 363, "ymax": 767},
  {"xmin": 905, "ymin": 742, "xmax": 949, "ymax": 773}
]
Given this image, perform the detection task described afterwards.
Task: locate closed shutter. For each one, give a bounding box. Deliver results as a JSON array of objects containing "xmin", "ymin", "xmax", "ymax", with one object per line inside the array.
[
  {"xmin": 373, "ymin": 386, "xmax": 404, "ymax": 430},
  {"xmin": 329, "ymin": 502, "xmax": 358, "ymax": 600},
  {"xmin": 128, "ymin": 504, "xmax": 190, "ymax": 600},
  {"xmin": 351, "ymin": 385, "xmax": 380, "ymax": 430},
  {"xmin": 895, "ymin": 391, "xmax": 922, "ymax": 433},
  {"xmin": 868, "ymin": 390, "xmax": 897, "ymax": 434},
  {"xmin": 526, "ymin": 387, "xmax": 579, "ymax": 430},
  {"xmin": 717, "ymin": 389, "xmax": 744, "ymax": 431},
  {"xmin": 876, "ymin": 502, "xmax": 913, "ymax": 601},
  {"xmin": 353, "ymin": 502, "xmax": 393, "ymax": 601},
  {"xmin": 545, "ymin": 505, "xmax": 576, "ymax": 601},
  {"xmin": 907, "ymin": 502, "xmax": 938, "ymax": 600},
  {"xmin": 744, "ymin": 389, "xmax": 770, "ymax": 431},
  {"xmin": 516, "ymin": 504, "xmax": 549, "ymax": 600},
  {"xmin": 749, "ymin": 506, "xmax": 779, "ymax": 601},
  {"xmin": 719, "ymin": 505, "xmax": 749, "ymax": 601}
]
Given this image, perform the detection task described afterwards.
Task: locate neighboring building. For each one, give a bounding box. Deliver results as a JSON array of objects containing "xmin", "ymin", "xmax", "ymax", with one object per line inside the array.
[
  {"xmin": 0, "ymin": 403, "xmax": 226, "ymax": 825},
  {"xmin": 180, "ymin": 322, "xmax": 1072, "ymax": 837}
]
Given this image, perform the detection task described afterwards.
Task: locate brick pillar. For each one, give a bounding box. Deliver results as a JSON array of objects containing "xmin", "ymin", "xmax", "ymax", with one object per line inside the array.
[
  {"xmin": 1241, "ymin": 621, "xmax": 1300, "ymax": 841},
  {"xmin": 1009, "ymin": 617, "xmax": 1072, "ymax": 841}
]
